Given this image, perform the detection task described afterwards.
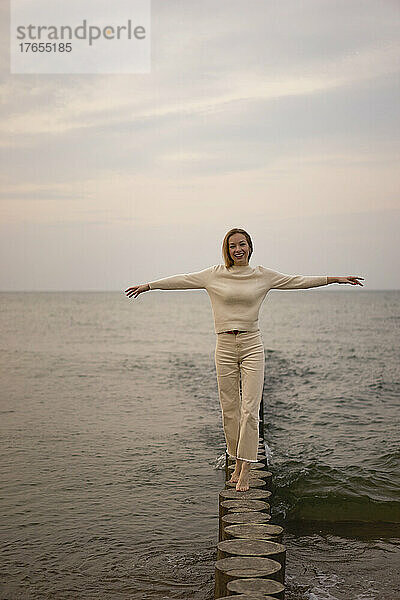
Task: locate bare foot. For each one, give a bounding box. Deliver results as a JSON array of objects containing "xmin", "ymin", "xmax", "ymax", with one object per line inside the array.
[
  {"xmin": 236, "ymin": 462, "xmax": 251, "ymax": 491},
  {"xmin": 228, "ymin": 459, "xmax": 243, "ymax": 483},
  {"xmin": 228, "ymin": 468, "xmax": 241, "ymax": 483}
]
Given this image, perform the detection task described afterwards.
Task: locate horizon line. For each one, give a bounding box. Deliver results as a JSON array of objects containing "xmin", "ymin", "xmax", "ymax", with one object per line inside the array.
[{"xmin": 0, "ymin": 288, "xmax": 397, "ymax": 293}]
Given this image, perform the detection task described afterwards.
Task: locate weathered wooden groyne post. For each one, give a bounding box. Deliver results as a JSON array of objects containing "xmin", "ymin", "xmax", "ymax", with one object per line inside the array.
[{"xmin": 214, "ymin": 396, "xmax": 287, "ymax": 599}]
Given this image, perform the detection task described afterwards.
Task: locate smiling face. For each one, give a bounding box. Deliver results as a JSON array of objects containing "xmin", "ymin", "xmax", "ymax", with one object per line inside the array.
[{"xmin": 228, "ymin": 233, "xmax": 251, "ymax": 265}]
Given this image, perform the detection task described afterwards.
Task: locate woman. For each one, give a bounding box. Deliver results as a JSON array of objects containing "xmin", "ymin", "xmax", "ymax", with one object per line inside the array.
[{"xmin": 125, "ymin": 228, "xmax": 364, "ymax": 491}]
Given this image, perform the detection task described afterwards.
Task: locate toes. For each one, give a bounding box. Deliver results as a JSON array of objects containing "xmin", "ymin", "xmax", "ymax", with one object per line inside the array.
[
  {"xmin": 235, "ymin": 483, "xmax": 249, "ymax": 491},
  {"xmin": 235, "ymin": 479, "xmax": 249, "ymax": 491}
]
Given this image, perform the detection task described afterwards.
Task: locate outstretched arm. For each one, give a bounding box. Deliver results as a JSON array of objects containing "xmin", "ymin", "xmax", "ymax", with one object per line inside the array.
[
  {"xmin": 262, "ymin": 267, "xmax": 328, "ymax": 290},
  {"xmin": 125, "ymin": 266, "xmax": 214, "ymax": 299},
  {"xmin": 262, "ymin": 266, "xmax": 364, "ymax": 290}
]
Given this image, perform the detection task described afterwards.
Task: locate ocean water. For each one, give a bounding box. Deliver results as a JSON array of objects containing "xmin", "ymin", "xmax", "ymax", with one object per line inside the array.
[{"xmin": 0, "ymin": 289, "xmax": 399, "ymax": 600}]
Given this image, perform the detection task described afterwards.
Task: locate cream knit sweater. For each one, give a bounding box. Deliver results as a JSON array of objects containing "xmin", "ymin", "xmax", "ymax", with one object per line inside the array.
[{"xmin": 148, "ymin": 264, "xmax": 328, "ymax": 334}]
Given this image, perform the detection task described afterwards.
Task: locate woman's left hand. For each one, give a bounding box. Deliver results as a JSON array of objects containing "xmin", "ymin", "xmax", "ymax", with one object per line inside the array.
[{"xmin": 337, "ymin": 276, "xmax": 364, "ymax": 286}]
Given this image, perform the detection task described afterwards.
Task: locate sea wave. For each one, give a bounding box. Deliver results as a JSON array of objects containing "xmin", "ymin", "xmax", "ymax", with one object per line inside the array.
[{"xmin": 270, "ymin": 460, "xmax": 400, "ymax": 523}]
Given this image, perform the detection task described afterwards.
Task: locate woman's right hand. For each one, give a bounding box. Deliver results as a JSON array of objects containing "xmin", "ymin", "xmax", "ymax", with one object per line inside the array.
[{"xmin": 124, "ymin": 283, "xmax": 150, "ymax": 298}]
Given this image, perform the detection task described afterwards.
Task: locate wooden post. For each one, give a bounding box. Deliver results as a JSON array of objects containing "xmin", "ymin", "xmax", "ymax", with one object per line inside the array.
[
  {"xmin": 219, "ymin": 498, "xmax": 271, "ymax": 520},
  {"xmin": 224, "ymin": 523, "xmax": 284, "ymax": 544},
  {"xmin": 215, "ymin": 556, "xmax": 283, "ymax": 598},
  {"xmin": 227, "ymin": 577, "xmax": 285, "ymax": 599},
  {"xmin": 216, "ymin": 538, "xmax": 286, "ymax": 580},
  {"xmin": 219, "ymin": 488, "xmax": 271, "ymax": 503},
  {"xmin": 219, "ymin": 507, "xmax": 272, "ymax": 543}
]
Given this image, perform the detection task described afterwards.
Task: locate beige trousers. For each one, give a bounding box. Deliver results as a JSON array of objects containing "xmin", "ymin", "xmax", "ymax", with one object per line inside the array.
[{"xmin": 214, "ymin": 330, "xmax": 265, "ymax": 462}]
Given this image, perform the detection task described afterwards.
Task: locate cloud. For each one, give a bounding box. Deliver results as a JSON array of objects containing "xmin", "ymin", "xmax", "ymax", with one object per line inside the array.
[{"xmin": 1, "ymin": 40, "xmax": 398, "ymax": 141}]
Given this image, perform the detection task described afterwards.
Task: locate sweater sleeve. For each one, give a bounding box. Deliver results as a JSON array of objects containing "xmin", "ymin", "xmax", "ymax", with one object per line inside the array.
[
  {"xmin": 148, "ymin": 266, "xmax": 214, "ymax": 290},
  {"xmin": 261, "ymin": 266, "xmax": 328, "ymax": 290}
]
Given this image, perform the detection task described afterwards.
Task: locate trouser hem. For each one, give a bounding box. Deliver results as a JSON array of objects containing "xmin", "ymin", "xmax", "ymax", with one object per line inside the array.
[{"xmin": 226, "ymin": 450, "xmax": 259, "ymax": 463}]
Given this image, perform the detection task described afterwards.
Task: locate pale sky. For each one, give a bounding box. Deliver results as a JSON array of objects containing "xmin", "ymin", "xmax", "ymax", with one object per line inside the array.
[{"xmin": 0, "ymin": 0, "xmax": 399, "ymax": 290}]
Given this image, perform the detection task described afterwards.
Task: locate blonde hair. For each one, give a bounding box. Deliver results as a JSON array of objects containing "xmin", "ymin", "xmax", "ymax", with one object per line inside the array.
[{"xmin": 222, "ymin": 228, "xmax": 253, "ymax": 269}]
